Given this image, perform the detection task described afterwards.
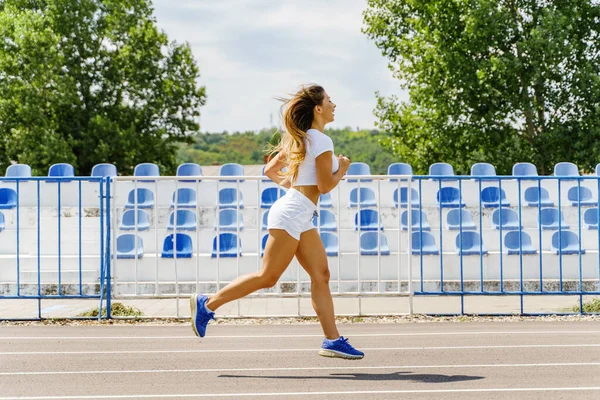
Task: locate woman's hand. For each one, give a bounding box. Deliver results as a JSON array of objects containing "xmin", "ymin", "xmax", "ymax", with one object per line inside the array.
[{"xmin": 338, "ymin": 154, "xmax": 351, "ymax": 173}]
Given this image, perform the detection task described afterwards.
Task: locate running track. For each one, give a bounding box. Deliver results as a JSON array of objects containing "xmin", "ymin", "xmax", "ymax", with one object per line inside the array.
[{"xmin": 1, "ymin": 321, "xmax": 600, "ymax": 399}]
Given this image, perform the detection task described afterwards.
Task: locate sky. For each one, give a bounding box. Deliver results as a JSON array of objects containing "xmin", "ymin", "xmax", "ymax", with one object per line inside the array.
[{"xmin": 152, "ymin": 0, "xmax": 407, "ymax": 133}]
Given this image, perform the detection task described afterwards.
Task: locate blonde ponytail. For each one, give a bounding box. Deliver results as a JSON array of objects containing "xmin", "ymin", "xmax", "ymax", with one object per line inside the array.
[{"xmin": 269, "ymin": 84, "xmax": 326, "ymax": 186}]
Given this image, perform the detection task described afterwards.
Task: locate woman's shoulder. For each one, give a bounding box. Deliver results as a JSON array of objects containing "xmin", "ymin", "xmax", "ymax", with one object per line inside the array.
[
  {"xmin": 305, "ymin": 129, "xmax": 333, "ymax": 155},
  {"xmin": 306, "ymin": 129, "xmax": 332, "ymax": 142}
]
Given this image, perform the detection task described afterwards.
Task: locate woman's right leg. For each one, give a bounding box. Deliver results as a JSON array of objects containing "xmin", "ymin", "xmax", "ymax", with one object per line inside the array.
[{"xmin": 205, "ymin": 229, "xmax": 298, "ymax": 311}]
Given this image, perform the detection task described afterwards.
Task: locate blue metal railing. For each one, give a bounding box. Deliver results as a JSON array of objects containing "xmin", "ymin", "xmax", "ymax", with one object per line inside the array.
[
  {"xmin": 0, "ymin": 176, "xmax": 112, "ymax": 320},
  {"xmin": 411, "ymin": 175, "xmax": 600, "ymax": 315}
]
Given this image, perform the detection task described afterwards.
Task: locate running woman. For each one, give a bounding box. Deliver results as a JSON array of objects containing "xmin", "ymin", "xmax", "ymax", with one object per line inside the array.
[{"xmin": 191, "ymin": 84, "xmax": 364, "ymax": 360}]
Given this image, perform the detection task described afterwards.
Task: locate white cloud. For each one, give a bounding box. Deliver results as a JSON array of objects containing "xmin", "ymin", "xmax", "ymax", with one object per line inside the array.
[{"xmin": 152, "ymin": 0, "xmax": 408, "ymax": 132}]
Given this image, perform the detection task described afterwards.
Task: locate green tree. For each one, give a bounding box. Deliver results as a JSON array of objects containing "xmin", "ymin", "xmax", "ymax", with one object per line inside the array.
[
  {"xmin": 363, "ymin": 0, "xmax": 600, "ymax": 175},
  {"xmin": 0, "ymin": 0, "xmax": 206, "ymax": 176}
]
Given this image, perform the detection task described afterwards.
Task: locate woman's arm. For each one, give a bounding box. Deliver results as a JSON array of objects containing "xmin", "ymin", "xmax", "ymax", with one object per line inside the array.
[
  {"xmin": 263, "ymin": 152, "xmax": 291, "ymax": 188},
  {"xmin": 315, "ymin": 152, "xmax": 350, "ymax": 194}
]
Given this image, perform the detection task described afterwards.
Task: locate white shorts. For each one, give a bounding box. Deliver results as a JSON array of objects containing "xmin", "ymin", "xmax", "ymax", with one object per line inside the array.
[{"xmin": 267, "ymin": 188, "xmax": 318, "ymax": 241}]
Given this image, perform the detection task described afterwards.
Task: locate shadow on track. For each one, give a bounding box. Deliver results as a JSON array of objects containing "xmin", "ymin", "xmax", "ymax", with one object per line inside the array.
[{"xmin": 219, "ymin": 371, "xmax": 484, "ymax": 383}]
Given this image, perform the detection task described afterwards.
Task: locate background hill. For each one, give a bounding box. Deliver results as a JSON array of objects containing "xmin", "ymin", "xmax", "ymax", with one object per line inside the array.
[{"xmin": 177, "ymin": 127, "xmax": 398, "ymax": 175}]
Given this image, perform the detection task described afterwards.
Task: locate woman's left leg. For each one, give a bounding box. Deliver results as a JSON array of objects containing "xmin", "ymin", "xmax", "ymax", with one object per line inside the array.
[
  {"xmin": 295, "ymin": 229, "xmax": 339, "ymax": 339},
  {"xmin": 296, "ymin": 228, "xmax": 364, "ymax": 359}
]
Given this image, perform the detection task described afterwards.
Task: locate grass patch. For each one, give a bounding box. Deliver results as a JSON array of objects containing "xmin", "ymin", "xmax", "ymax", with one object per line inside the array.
[
  {"xmin": 78, "ymin": 302, "xmax": 143, "ymax": 318},
  {"xmin": 568, "ymin": 298, "xmax": 600, "ymax": 313}
]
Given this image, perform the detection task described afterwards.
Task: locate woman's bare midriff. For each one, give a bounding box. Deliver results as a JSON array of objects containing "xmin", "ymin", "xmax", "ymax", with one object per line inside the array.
[{"xmin": 292, "ymin": 185, "xmax": 321, "ymax": 205}]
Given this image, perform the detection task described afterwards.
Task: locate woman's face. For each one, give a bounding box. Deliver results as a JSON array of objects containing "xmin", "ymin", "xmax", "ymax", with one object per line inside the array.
[{"xmin": 316, "ymin": 92, "xmax": 336, "ymax": 124}]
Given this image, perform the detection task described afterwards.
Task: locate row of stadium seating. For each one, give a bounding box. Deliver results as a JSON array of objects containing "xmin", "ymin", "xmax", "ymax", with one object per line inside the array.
[
  {"xmin": 115, "ymin": 229, "xmax": 585, "ymax": 259},
  {"xmin": 2, "ymin": 183, "xmax": 593, "ymax": 210},
  {"xmin": 109, "ymin": 185, "xmax": 600, "ymax": 210},
  {"xmin": 3, "ymin": 184, "xmax": 594, "ymax": 210},
  {"xmin": 116, "ymin": 207, "xmax": 600, "ymax": 232},
  {"xmin": 3, "ymin": 161, "xmax": 600, "ymax": 178}
]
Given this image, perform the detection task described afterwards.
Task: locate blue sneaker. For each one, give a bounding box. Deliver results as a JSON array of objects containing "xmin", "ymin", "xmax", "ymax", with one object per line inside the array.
[
  {"xmin": 190, "ymin": 294, "xmax": 215, "ymax": 338},
  {"xmin": 318, "ymin": 336, "xmax": 364, "ymax": 360}
]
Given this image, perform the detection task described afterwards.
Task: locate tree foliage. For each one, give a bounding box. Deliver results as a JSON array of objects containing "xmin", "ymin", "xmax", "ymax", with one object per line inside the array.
[
  {"xmin": 363, "ymin": 0, "xmax": 600, "ymax": 174},
  {"xmin": 177, "ymin": 127, "xmax": 397, "ymax": 175},
  {"xmin": 0, "ymin": 0, "xmax": 206, "ymax": 176}
]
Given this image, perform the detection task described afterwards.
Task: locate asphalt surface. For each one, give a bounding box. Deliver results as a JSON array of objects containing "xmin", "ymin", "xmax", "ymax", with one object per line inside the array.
[{"xmin": 1, "ymin": 321, "xmax": 600, "ymax": 399}]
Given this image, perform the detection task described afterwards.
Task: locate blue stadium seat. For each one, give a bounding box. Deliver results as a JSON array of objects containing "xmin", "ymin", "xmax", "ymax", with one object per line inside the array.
[
  {"xmin": 504, "ymin": 231, "xmax": 537, "ymax": 255},
  {"xmin": 119, "ymin": 209, "xmax": 150, "ymax": 231},
  {"xmin": 212, "ymin": 233, "xmax": 242, "ymax": 258},
  {"xmin": 480, "ymin": 187, "xmax": 510, "ymax": 208},
  {"xmin": 312, "ymin": 209, "xmax": 337, "ymax": 231},
  {"xmin": 5, "ymin": 164, "xmax": 32, "ymax": 178},
  {"xmin": 354, "ymin": 209, "xmax": 383, "ymax": 231},
  {"xmin": 470, "ymin": 163, "xmax": 496, "ymax": 180},
  {"xmin": 134, "ymin": 163, "xmax": 159, "ymax": 182},
  {"xmin": 124, "ymin": 188, "xmax": 154, "ymax": 209},
  {"xmin": 162, "ymin": 233, "xmax": 193, "ymax": 258},
  {"xmin": 400, "ymin": 209, "xmax": 431, "ymax": 231},
  {"xmin": 446, "ymin": 209, "xmax": 477, "ymax": 230},
  {"xmin": 48, "ymin": 163, "xmax": 74, "ymax": 181},
  {"xmin": 171, "ymin": 188, "xmax": 197, "ymax": 209},
  {"xmin": 261, "ymin": 166, "xmax": 270, "ymax": 182},
  {"xmin": 393, "ymin": 188, "xmax": 420, "ymax": 208},
  {"xmin": 524, "ymin": 187, "xmax": 554, "ymax": 207},
  {"xmin": 583, "ymin": 208, "xmax": 598, "ymax": 230},
  {"xmin": 437, "ymin": 187, "xmax": 465, "ymax": 208},
  {"xmin": 360, "ymin": 232, "xmax": 390, "ymax": 255},
  {"xmin": 455, "ymin": 231, "xmax": 488, "ymax": 255},
  {"xmin": 554, "ymin": 162, "xmax": 579, "ymax": 179},
  {"xmin": 539, "ymin": 208, "xmax": 570, "ymax": 230},
  {"xmin": 512, "ymin": 162, "xmax": 538, "ymax": 179},
  {"xmin": 411, "ymin": 231, "xmax": 439, "ymax": 255},
  {"xmin": 176, "ymin": 163, "xmax": 202, "ymax": 182},
  {"xmin": 91, "ymin": 163, "xmax": 117, "ymax": 177},
  {"xmin": 429, "ymin": 162, "xmax": 455, "ymax": 180},
  {"xmin": 347, "ymin": 162, "xmax": 372, "ymax": 182},
  {"xmin": 167, "ymin": 209, "xmax": 197, "ymax": 231},
  {"xmin": 387, "ymin": 163, "xmax": 413, "ymax": 181},
  {"xmin": 551, "ymin": 231, "xmax": 585, "ymax": 255},
  {"xmin": 596, "ymin": 163, "xmax": 600, "ymax": 176},
  {"xmin": 215, "ymin": 209, "xmax": 244, "ymax": 231},
  {"xmin": 261, "ymin": 187, "xmax": 286, "ymax": 208},
  {"xmin": 0, "ymin": 212, "xmax": 4, "ymax": 232},
  {"xmin": 261, "ymin": 210, "xmax": 269, "ymax": 230},
  {"xmin": 319, "ymin": 193, "xmax": 333, "ymax": 208},
  {"xmin": 491, "ymin": 209, "xmax": 521, "ymax": 230},
  {"xmin": 567, "ymin": 186, "xmax": 597, "ymax": 207},
  {"xmin": 116, "ymin": 234, "xmax": 144, "ymax": 259},
  {"xmin": 219, "ymin": 163, "xmax": 245, "ymax": 182},
  {"xmin": 218, "ymin": 188, "xmax": 244, "ymax": 209},
  {"xmin": 320, "ymin": 232, "xmax": 339, "ymax": 256},
  {"xmin": 260, "ymin": 233, "xmax": 269, "ymax": 257},
  {"xmin": 349, "ymin": 187, "xmax": 377, "ymax": 208},
  {"xmin": 0, "ymin": 188, "xmax": 17, "ymax": 210}
]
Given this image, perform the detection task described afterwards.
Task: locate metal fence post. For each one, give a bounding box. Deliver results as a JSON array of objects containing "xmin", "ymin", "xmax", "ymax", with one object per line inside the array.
[{"xmin": 106, "ymin": 177, "xmax": 112, "ymax": 319}]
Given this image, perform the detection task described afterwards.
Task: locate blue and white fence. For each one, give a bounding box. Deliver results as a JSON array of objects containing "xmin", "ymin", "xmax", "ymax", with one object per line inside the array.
[
  {"xmin": 410, "ymin": 175, "xmax": 600, "ymax": 315},
  {"xmin": 1, "ymin": 173, "xmax": 599, "ymax": 319},
  {"xmin": 0, "ymin": 176, "xmax": 111, "ymax": 319}
]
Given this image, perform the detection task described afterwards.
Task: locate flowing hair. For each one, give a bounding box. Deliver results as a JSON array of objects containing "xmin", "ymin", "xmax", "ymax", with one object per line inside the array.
[{"xmin": 269, "ymin": 84, "xmax": 326, "ymax": 185}]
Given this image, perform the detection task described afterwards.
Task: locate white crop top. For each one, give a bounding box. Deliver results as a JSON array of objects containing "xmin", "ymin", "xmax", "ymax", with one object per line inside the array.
[{"xmin": 294, "ymin": 129, "xmax": 339, "ymax": 186}]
